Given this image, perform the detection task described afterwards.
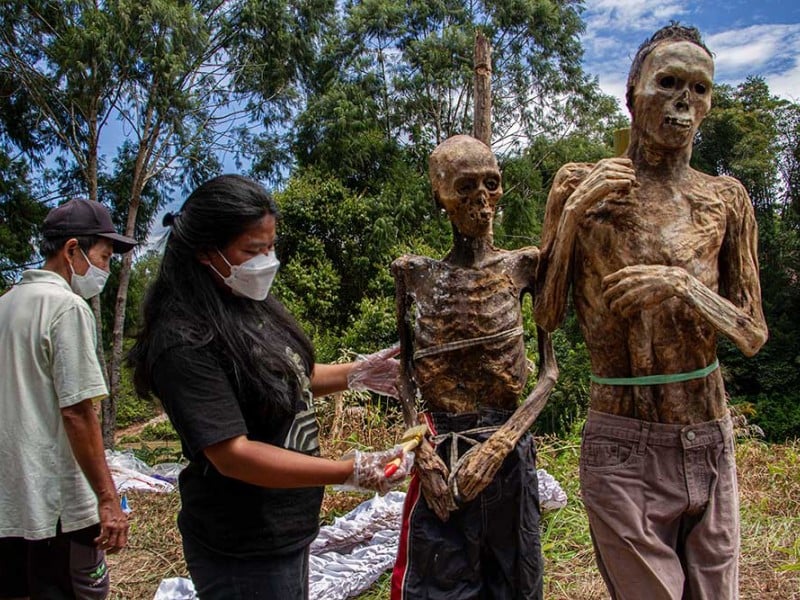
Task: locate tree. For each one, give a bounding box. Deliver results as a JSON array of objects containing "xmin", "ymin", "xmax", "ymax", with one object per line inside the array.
[
  {"xmin": 1, "ymin": 0, "xmax": 236, "ymax": 444},
  {"xmin": 0, "ymin": 151, "xmax": 46, "ymax": 292},
  {"xmin": 226, "ymin": 0, "xmax": 339, "ymax": 183},
  {"xmin": 236, "ymin": 0, "xmax": 621, "ymax": 187}
]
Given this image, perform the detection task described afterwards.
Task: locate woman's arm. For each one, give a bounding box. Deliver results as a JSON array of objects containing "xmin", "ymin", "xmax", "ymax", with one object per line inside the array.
[
  {"xmin": 310, "ymin": 362, "xmax": 353, "ymax": 397},
  {"xmin": 205, "ymin": 435, "xmax": 353, "ymax": 487},
  {"xmin": 311, "ymin": 347, "xmax": 401, "ymax": 398},
  {"xmin": 203, "ymin": 435, "xmax": 411, "ymax": 493}
]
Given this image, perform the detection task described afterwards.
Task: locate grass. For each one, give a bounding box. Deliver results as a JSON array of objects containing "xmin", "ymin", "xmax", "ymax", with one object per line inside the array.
[{"xmin": 107, "ymin": 406, "xmax": 800, "ymax": 599}]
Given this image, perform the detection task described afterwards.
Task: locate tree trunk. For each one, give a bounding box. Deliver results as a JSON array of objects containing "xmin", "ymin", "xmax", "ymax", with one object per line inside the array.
[
  {"xmin": 104, "ymin": 248, "xmax": 136, "ymax": 447},
  {"xmin": 104, "ymin": 188, "xmax": 142, "ymax": 448},
  {"xmin": 85, "ymin": 115, "xmax": 114, "ymax": 444},
  {"xmin": 473, "ymin": 31, "xmax": 492, "ymax": 147}
]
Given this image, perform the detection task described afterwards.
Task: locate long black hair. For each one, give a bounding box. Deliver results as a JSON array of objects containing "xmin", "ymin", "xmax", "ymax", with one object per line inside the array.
[{"xmin": 128, "ymin": 174, "xmax": 314, "ymax": 414}]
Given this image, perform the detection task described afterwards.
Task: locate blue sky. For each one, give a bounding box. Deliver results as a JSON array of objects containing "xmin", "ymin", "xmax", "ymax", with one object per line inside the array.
[{"xmin": 580, "ymin": 0, "xmax": 800, "ymax": 112}]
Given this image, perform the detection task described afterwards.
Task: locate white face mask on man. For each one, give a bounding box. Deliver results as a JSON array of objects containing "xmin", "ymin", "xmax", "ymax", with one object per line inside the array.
[
  {"xmin": 211, "ymin": 250, "xmax": 280, "ymax": 301},
  {"xmin": 70, "ymin": 249, "xmax": 110, "ymax": 299}
]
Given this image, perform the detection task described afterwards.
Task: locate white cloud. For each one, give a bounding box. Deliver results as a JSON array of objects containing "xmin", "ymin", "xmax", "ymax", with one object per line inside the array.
[
  {"xmin": 583, "ymin": 0, "xmax": 691, "ymax": 33},
  {"xmin": 581, "ymin": 12, "xmax": 800, "ymax": 105},
  {"xmin": 766, "ymin": 65, "xmax": 800, "ymax": 102},
  {"xmin": 706, "ymin": 24, "xmax": 800, "ymax": 86},
  {"xmin": 595, "ymin": 72, "xmax": 629, "ymax": 114}
]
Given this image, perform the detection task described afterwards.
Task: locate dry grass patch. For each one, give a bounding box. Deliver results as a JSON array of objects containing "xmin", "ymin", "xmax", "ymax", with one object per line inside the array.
[
  {"xmin": 737, "ymin": 438, "xmax": 800, "ymax": 599},
  {"xmin": 107, "ymin": 490, "xmax": 186, "ymax": 599},
  {"xmin": 109, "ymin": 419, "xmax": 799, "ymax": 599}
]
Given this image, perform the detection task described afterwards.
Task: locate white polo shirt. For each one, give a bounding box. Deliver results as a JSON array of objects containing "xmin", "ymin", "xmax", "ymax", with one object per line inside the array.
[{"xmin": 0, "ymin": 269, "xmax": 108, "ymax": 540}]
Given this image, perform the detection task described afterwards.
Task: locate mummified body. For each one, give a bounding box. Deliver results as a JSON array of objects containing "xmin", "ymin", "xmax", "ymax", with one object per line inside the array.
[
  {"xmin": 390, "ymin": 135, "xmax": 555, "ymax": 600},
  {"xmin": 534, "ymin": 25, "xmax": 767, "ymax": 599},
  {"xmin": 400, "ymin": 253, "xmax": 531, "ymax": 414},
  {"xmin": 394, "ymin": 135, "xmax": 556, "ymax": 508},
  {"xmin": 535, "ymin": 32, "xmax": 767, "ymax": 424}
]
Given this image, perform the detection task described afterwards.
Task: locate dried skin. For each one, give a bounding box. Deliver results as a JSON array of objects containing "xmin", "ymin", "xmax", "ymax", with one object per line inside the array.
[
  {"xmin": 393, "ymin": 136, "xmax": 556, "ymax": 516},
  {"xmin": 394, "ymin": 250, "xmax": 543, "ymax": 511},
  {"xmin": 414, "ymin": 435, "xmax": 455, "ymax": 521},
  {"xmin": 454, "ymin": 329, "xmax": 556, "ymax": 503},
  {"xmin": 398, "ymin": 254, "xmax": 532, "ymax": 413},
  {"xmin": 535, "ymin": 41, "xmax": 767, "ymax": 425}
]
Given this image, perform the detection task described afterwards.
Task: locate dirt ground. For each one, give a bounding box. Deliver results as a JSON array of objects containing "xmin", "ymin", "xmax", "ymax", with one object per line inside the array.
[{"xmin": 106, "ymin": 435, "xmax": 800, "ymax": 599}]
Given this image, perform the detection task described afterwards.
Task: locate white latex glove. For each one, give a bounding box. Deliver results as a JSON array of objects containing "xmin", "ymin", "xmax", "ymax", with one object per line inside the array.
[
  {"xmin": 341, "ymin": 445, "xmax": 414, "ymax": 494},
  {"xmin": 347, "ymin": 345, "xmax": 400, "ymax": 398}
]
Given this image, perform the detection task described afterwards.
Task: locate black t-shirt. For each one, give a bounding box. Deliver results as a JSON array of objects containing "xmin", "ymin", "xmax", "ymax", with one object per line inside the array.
[{"xmin": 151, "ymin": 343, "xmax": 324, "ymax": 558}]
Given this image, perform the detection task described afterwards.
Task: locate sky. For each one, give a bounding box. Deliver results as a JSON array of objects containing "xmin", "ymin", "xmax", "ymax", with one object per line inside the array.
[{"xmin": 579, "ymin": 0, "xmax": 800, "ymax": 113}]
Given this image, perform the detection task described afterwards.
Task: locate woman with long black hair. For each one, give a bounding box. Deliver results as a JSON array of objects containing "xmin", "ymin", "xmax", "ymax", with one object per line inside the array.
[{"xmin": 128, "ymin": 174, "xmax": 410, "ymax": 599}]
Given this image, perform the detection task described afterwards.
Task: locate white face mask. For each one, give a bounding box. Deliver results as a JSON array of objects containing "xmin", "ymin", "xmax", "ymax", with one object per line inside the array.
[
  {"xmin": 211, "ymin": 250, "xmax": 280, "ymax": 301},
  {"xmin": 70, "ymin": 249, "xmax": 110, "ymax": 299}
]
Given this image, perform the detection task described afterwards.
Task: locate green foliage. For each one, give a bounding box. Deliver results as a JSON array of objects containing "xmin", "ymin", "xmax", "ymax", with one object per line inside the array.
[
  {"xmin": 694, "ymin": 78, "xmax": 780, "ymax": 211},
  {"xmin": 275, "ymin": 170, "xmax": 376, "ymax": 328},
  {"xmin": 498, "ymin": 132, "xmax": 618, "ymax": 249},
  {"xmin": 228, "ymin": 0, "xmax": 339, "ymax": 182},
  {"xmin": 115, "ymin": 356, "xmax": 160, "ymax": 429},
  {"xmin": 745, "ymin": 394, "xmax": 800, "ymax": 441},
  {"xmin": 99, "ymin": 249, "xmax": 163, "ymax": 344},
  {"xmin": 131, "ymin": 443, "xmax": 183, "ymax": 465},
  {"xmin": 0, "ymin": 152, "xmax": 46, "ymax": 290},
  {"xmin": 341, "ymin": 295, "xmax": 398, "ymax": 354},
  {"xmin": 273, "ymin": 238, "xmax": 342, "ymax": 334},
  {"xmin": 140, "ymin": 419, "xmax": 179, "ymax": 441},
  {"xmin": 238, "ymin": 0, "xmax": 622, "ymax": 182},
  {"xmin": 533, "ymin": 322, "xmax": 591, "ymax": 437}
]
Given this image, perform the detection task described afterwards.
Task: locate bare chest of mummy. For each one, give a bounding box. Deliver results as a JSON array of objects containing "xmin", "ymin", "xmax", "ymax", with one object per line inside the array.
[
  {"xmin": 577, "ymin": 192, "xmax": 726, "ymax": 272},
  {"xmin": 411, "ymin": 268, "xmax": 522, "ymax": 346}
]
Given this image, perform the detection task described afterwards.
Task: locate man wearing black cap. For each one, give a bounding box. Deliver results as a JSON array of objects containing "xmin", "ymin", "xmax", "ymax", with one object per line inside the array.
[{"xmin": 0, "ymin": 199, "xmax": 136, "ymax": 599}]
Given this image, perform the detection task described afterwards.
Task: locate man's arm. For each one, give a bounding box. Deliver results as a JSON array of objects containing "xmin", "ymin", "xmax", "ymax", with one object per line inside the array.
[
  {"xmin": 534, "ymin": 159, "xmax": 636, "ymax": 331},
  {"xmin": 391, "ymin": 257, "xmax": 456, "ymax": 521},
  {"xmin": 601, "ymin": 178, "xmax": 768, "ymax": 357},
  {"xmin": 713, "ymin": 178, "xmax": 769, "ymax": 355},
  {"xmin": 61, "ymin": 398, "xmax": 128, "ymax": 552},
  {"xmin": 452, "ymin": 326, "xmax": 558, "ymax": 503}
]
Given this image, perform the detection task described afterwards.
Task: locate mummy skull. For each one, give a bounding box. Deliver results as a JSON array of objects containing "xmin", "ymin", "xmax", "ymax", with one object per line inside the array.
[{"xmin": 429, "ymin": 135, "xmax": 503, "ymax": 238}]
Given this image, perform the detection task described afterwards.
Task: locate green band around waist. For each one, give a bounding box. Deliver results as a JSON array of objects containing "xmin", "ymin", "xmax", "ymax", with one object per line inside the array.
[{"xmin": 590, "ymin": 359, "xmax": 720, "ymax": 386}]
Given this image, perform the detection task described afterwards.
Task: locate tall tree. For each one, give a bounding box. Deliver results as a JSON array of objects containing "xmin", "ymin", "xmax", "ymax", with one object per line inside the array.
[
  {"xmin": 0, "ymin": 152, "xmax": 46, "ymax": 291},
  {"xmin": 100, "ymin": 0, "xmax": 228, "ymax": 445},
  {"xmin": 227, "ymin": 0, "xmax": 339, "ymax": 182},
  {"xmin": 0, "ymin": 0, "xmax": 234, "ymax": 444},
  {"xmin": 237, "ymin": 0, "xmax": 619, "ymax": 187}
]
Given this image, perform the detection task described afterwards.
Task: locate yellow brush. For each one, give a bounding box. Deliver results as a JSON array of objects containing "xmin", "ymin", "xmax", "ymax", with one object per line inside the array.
[{"xmin": 384, "ymin": 424, "xmax": 428, "ymax": 477}]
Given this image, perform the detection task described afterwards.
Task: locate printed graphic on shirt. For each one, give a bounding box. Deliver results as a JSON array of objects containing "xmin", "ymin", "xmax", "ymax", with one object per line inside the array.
[{"xmin": 283, "ymin": 348, "xmax": 320, "ymax": 455}]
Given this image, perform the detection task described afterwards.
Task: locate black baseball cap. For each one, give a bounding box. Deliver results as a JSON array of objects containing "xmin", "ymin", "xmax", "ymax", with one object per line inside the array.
[{"xmin": 42, "ymin": 199, "xmax": 137, "ymax": 254}]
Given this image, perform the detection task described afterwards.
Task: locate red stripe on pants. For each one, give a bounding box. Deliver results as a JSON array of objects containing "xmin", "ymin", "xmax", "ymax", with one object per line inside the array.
[{"xmin": 391, "ymin": 413, "xmax": 437, "ymax": 600}]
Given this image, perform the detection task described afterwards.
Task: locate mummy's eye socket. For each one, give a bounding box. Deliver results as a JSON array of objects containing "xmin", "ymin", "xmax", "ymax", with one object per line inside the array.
[
  {"xmin": 659, "ymin": 75, "xmax": 676, "ymax": 89},
  {"xmin": 455, "ymin": 178, "xmax": 477, "ymax": 195}
]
